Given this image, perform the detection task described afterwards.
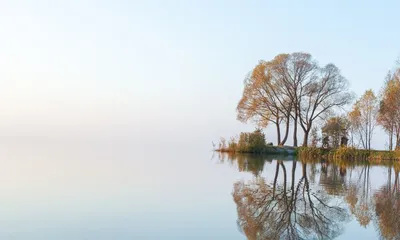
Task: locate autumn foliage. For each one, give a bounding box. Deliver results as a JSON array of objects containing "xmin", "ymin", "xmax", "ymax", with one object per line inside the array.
[
  {"xmin": 237, "ymin": 52, "xmax": 353, "ymax": 147},
  {"xmin": 378, "ymin": 70, "xmax": 400, "ymax": 150},
  {"xmin": 234, "ymin": 52, "xmax": 400, "ymax": 151}
]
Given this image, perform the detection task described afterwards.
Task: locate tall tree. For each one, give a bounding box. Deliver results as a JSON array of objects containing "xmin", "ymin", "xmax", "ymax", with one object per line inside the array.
[
  {"xmin": 298, "ymin": 64, "xmax": 353, "ymax": 146},
  {"xmin": 350, "ymin": 90, "xmax": 379, "ymax": 150},
  {"xmin": 267, "ymin": 53, "xmax": 318, "ymax": 147},
  {"xmin": 378, "ymin": 69, "xmax": 400, "ymax": 150},
  {"xmin": 237, "ymin": 61, "xmax": 292, "ymax": 146},
  {"xmin": 238, "ymin": 53, "xmax": 352, "ymax": 147}
]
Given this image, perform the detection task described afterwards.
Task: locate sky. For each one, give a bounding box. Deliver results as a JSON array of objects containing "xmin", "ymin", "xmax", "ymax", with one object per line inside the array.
[{"xmin": 0, "ymin": 0, "xmax": 399, "ymax": 149}]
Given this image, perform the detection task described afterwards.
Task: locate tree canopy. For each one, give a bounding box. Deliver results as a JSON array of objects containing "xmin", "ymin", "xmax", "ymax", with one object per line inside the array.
[{"xmin": 237, "ymin": 52, "xmax": 353, "ymax": 147}]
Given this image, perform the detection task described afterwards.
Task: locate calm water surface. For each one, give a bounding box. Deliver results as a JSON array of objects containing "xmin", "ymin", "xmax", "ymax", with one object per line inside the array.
[{"xmin": 0, "ymin": 141, "xmax": 398, "ymax": 239}]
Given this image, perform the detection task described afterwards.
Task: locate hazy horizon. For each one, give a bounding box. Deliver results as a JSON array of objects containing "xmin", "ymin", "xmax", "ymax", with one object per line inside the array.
[{"xmin": 1, "ymin": 1, "xmax": 399, "ymax": 149}]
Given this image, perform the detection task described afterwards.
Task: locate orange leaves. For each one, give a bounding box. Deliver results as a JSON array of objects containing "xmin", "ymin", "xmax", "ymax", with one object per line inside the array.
[
  {"xmin": 236, "ymin": 61, "xmax": 281, "ymax": 127},
  {"xmin": 378, "ymin": 70, "xmax": 400, "ymax": 144}
]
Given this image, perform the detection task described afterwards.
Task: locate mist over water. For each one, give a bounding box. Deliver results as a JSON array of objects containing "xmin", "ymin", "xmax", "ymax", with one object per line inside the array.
[{"xmin": 0, "ymin": 137, "xmax": 396, "ymax": 239}]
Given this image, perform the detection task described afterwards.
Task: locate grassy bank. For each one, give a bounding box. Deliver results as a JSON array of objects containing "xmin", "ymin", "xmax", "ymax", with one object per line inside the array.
[
  {"xmin": 297, "ymin": 146, "xmax": 400, "ymax": 162},
  {"xmin": 216, "ymin": 130, "xmax": 400, "ymax": 161}
]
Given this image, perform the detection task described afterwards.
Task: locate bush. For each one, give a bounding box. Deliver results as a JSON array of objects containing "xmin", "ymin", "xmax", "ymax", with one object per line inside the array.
[{"xmin": 218, "ymin": 129, "xmax": 267, "ymax": 153}]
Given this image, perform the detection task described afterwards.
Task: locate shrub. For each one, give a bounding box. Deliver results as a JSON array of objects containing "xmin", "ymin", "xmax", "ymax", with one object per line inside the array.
[{"xmin": 218, "ymin": 129, "xmax": 267, "ymax": 153}]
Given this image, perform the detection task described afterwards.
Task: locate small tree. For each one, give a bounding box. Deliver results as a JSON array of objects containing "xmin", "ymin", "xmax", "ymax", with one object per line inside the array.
[
  {"xmin": 234, "ymin": 129, "xmax": 267, "ymax": 153},
  {"xmin": 247, "ymin": 129, "xmax": 267, "ymax": 153},
  {"xmin": 322, "ymin": 116, "xmax": 349, "ymax": 149},
  {"xmin": 310, "ymin": 127, "xmax": 320, "ymax": 147}
]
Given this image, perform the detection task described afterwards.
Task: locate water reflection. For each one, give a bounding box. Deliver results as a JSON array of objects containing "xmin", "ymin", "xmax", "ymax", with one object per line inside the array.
[
  {"xmin": 218, "ymin": 153, "xmax": 400, "ymax": 239},
  {"xmin": 374, "ymin": 168, "xmax": 400, "ymax": 239},
  {"xmin": 233, "ymin": 161, "xmax": 349, "ymax": 239},
  {"xmin": 217, "ymin": 152, "xmax": 295, "ymax": 176}
]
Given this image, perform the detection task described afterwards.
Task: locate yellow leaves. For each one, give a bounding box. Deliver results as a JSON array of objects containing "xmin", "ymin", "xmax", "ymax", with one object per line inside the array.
[
  {"xmin": 251, "ymin": 62, "xmax": 267, "ymax": 84},
  {"xmin": 357, "ymin": 89, "xmax": 377, "ymax": 110},
  {"xmin": 378, "ymin": 71, "xmax": 400, "ymax": 133},
  {"xmin": 348, "ymin": 104, "xmax": 361, "ymax": 127},
  {"xmin": 237, "ymin": 60, "xmax": 281, "ymax": 127},
  {"xmin": 352, "ymin": 89, "xmax": 378, "ymax": 120}
]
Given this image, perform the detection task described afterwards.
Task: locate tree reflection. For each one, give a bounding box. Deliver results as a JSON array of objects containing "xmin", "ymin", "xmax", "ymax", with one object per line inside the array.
[
  {"xmin": 233, "ymin": 160, "xmax": 349, "ymax": 240},
  {"xmin": 374, "ymin": 168, "xmax": 400, "ymax": 239},
  {"xmin": 342, "ymin": 165, "xmax": 373, "ymax": 227},
  {"xmin": 217, "ymin": 152, "xmax": 294, "ymax": 176},
  {"xmin": 319, "ymin": 163, "xmax": 347, "ymax": 196}
]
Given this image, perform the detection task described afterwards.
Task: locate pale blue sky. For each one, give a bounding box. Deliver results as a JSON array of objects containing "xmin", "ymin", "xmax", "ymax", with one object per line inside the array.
[{"xmin": 0, "ymin": 0, "xmax": 399, "ymax": 148}]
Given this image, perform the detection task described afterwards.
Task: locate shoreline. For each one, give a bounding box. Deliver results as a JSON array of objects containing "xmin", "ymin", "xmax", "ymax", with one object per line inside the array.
[
  {"xmin": 215, "ymin": 145, "xmax": 296, "ymax": 155},
  {"xmin": 216, "ymin": 146, "xmax": 400, "ymax": 161}
]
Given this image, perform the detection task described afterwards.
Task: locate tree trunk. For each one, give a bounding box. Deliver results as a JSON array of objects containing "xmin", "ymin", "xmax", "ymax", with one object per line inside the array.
[
  {"xmin": 276, "ymin": 122, "xmax": 281, "ymax": 146},
  {"xmin": 388, "ymin": 167, "xmax": 392, "ymax": 191},
  {"xmin": 300, "ymin": 121, "xmax": 312, "ymax": 147},
  {"xmin": 293, "ymin": 113, "xmax": 298, "ymax": 147},
  {"xmin": 302, "ymin": 129, "xmax": 310, "ymax": 147},
  {"xmin": 365, "ymin": 122, "xmax": 368, "ymax": 150},
  {"xmin": 389, "ymin": 128, "xmax": 393, "ymax": 151},
  {"xmin": 280, "ymin": 116, "xmax": 290, "ymax": 146},
  {"xmin": 369, "ymin": 135, "xmax": 371, "ymax": 150}
]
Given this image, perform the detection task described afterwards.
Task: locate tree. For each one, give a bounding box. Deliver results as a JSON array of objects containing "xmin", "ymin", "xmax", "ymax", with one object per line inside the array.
[
  {"xmin": 267, "ymin": 53, "xmax": 318, "ymax": 147},
  {"xmin": 237, "ymin": 61, "xmax": 291, "ymax": 146},
  {"xmin": 348, "ymin": 107, "xmax": 361, "ymax": 148},
  {"xmin": 298, "ymin": 64, "xmax": 353, "ymax": 146},
  {"xmin": 238, "ymin": 53, "xmax": 352, "ymax": 147},
  {"xmin": 378, "ymin": 70, "xmax": 400, "ymax": 150},
  {"xmin": 322, "ymin": 116, "xmax": 349, "ymax": 149},
  {"xmin": 350, "ymin": 90, "xmax": 379, "ymax": 150}
]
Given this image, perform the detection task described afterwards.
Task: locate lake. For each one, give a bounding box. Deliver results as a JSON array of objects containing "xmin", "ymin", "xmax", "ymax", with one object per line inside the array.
[{"xmin": 0, "ymin": 141, "xmax": 398, "ymax": 239}]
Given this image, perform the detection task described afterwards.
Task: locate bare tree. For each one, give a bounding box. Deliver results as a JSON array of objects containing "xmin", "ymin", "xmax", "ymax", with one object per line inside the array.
[
  {"xmin": 298, "ymin": 64, "xmax": 353, "ymax": 146},
  {"xmin": 268, "ymin": 53, "xmax": 318, "ymax": 147}
]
